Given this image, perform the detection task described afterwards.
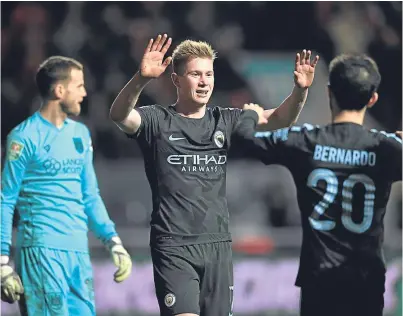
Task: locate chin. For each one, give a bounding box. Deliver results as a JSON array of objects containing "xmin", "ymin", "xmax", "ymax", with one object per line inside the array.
[
  {"xmin": 66, "ymin": 107, "xmax": 81, "ymax": 117},
  {"xmin": 193, "ymin": 98, "xmax": 210, "ymax": 107}
]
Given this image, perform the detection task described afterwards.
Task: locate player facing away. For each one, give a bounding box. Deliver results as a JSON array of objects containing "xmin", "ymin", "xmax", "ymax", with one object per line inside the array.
[
  {"xmin": 235, "ymin": 54, "xmax": 402, "ymax": 316},
  {"xmin": 110, "ymin": 34, "xmax": 319, "ymax": 316},
  {"xmin": 1, "ymin": 56, "xmax": 132, "ymax": 315}
]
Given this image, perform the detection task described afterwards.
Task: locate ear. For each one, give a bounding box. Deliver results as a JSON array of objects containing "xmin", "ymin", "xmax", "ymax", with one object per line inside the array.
[
  {"xmin": 171, "ymin": 73, "xmax": 180, "ymax": 88},
  {"xmin": 366, "ymin": 92, "xmax": 378, "ymax": 109},
  {"xmin": 53, "ymin": 83, "xmax": 65, "ymax": 99},
  {"xmin": 327, "ymin": 85, "xmax": 332, "ymax": 99}
]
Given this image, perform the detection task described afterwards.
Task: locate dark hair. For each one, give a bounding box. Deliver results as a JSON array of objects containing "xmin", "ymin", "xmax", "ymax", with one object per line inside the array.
[
  {"xmin": 35, "ymin": 56, "xmax": 83, "ymax": 98},
  {"xmin": 328, "ymin": 54, "xmax": 381, "ymax": 111}
]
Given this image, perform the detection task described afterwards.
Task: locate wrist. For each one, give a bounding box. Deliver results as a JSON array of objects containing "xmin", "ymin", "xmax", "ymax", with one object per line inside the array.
[
  {"xmin": 105, "ymin": 236, "xmax": 122, "ymax": 249},
  {"xmin": 1, "ymin": 243, "xmax": 10, "ymax": 256},
  {"xmin": 293, "ymin": 85, "xmax": 308, "ymax": 93},
  {"xmin": 135, "ymin": 71, "xmax": 153, "ymax": 86},
  {"xmin": 0, "ymin": 255, "xmax": 10, "ymax": 265}
]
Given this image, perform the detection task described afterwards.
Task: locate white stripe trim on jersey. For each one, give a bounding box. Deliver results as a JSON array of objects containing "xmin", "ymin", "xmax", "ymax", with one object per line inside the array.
[{"xmin": 370, "ymin": 129, "xmax": 402, "ymax": 144}]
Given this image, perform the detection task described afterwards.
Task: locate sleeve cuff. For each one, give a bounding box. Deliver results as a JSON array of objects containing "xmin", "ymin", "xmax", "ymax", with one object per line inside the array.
[
  {"xmin": 125, "ymin": 108, "xmax": 145, "ymax": 139},
  {"xmin": 1, "ymin": 243, "xmax": 10, "ymax": 256},
  {"xmin": 242, "ymin": 109, "xmax": 259, "ymax": 127}
]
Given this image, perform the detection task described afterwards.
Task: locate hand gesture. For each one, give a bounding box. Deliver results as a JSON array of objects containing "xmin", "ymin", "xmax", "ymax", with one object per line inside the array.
[
  {"xmin": 140, "ymin": 34, "xmax": 172, "ymax": 79},
  {"xmin": 294, "ymin": 50, "xmax": 320, "ymax": 89}
]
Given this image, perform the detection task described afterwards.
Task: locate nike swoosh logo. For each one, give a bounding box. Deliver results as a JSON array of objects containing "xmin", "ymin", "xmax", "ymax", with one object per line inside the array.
[{"xmin": 169, "ymin": 135, "xmax": 186, "ymax": 141}]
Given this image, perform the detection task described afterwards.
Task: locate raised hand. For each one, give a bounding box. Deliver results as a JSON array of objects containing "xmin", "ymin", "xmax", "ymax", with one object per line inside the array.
[
  {"xmin": 140, "ymin": 34, "xmax": 173, "ymax": 79},
  {"xmin": 294, "ymin": 50, "xmax": 320, "ymax": 89}
]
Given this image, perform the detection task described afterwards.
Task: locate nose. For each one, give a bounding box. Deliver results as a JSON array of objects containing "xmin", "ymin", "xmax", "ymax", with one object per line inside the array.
[
  {"xmin": 199, "ymin": 76, "xmax": 207, "ymax": 86},
  {"xmin": 83, "ymin": 88, "xmax": 87, "ymax": 97}
]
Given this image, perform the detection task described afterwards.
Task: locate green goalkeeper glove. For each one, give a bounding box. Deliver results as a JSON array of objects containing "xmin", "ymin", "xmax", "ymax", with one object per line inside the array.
[
  {"xmin": 1, "ymin": 256, "xmax": 24, "ymax": 304},
  {"xmin": 107, "ymin": 237, "xmax": 132, "ymax": 283}
]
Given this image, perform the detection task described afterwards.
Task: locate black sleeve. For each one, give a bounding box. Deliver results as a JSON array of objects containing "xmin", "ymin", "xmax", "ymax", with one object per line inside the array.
[
  {"xmin": 382, "ymin": 134, "xmax": 402, "ymax": 182},
  {"xmin": 219, "ymin": 108, "xmax": 258, "ymax": 149},
  {"xmin": 126, "ymin": 105, "xmax": 161, "ymax": 146},
  {"xmin": 232, "ymin": 116, "xmax": 294, "ymax": 165},
  {"xmin": 223, "ymin": 108, "xmax": 258, "ymax": 135}
]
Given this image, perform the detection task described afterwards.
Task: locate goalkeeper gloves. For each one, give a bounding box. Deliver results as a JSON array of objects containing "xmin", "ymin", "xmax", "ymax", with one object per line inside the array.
[
  {"xmin": 1, "ymin": 256, "xmax": 24, "ymax": 304},
  {"xmin": 106, "ymin": 237, "xmax": 132, "ymax": 283}
]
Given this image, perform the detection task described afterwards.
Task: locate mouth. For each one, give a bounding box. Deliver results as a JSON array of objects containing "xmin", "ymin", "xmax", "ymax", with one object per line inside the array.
[{"xmin": 195, "ymin": 90, "xmax": 209, "ymax": 97}]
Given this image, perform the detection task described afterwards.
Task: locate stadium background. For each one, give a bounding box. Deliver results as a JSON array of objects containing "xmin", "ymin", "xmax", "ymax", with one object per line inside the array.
[{"xmin": 1, "ymin": 1, "xmax": 402, "ymax": 315}]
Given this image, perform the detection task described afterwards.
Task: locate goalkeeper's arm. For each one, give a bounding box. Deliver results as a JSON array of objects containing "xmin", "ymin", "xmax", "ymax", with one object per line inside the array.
[
  {"xmin": 81, "ymin": 130, "xmax": 132, "ymax": 283},
  {"xmin": 1, "ymin": 132, "xmax": 32, "ymax": 302}
]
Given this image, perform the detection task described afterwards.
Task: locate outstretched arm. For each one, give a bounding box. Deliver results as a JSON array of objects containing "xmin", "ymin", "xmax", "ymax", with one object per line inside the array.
[
  {"xmin": 110, "ymin": 34, "xmax": 172, "ymax": 134},
  {"xmin": 259, "ymin": 50, "xmax": 320, "ymax": 131}
]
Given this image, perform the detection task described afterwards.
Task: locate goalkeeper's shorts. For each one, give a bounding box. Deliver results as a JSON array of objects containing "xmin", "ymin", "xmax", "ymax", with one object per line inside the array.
[{"xmin": 14, "ymin": 247, "xmax": 95, "ymax": 316}]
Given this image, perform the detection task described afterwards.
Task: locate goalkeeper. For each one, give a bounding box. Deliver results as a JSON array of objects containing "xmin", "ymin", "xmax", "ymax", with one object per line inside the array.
[{"xmin": 1, "ymin": 56, "xmax": 132, "ymax": 315}]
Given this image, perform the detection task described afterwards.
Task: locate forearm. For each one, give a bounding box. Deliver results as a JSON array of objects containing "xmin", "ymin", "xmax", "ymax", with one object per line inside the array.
[
  {"xmin": 110, "ymin": 72, "xmax": 151, "ymax": 122},
  {"xmin": 85, "ymin": 195, "xmax": 117, "ymax": 243},
  {"xmin": 1, "ymin": 204, "xmax": 15, "ymax": 255},
  {"xmin": 260, "ymin": 86, "xmax": 308, "ymax": 131}
]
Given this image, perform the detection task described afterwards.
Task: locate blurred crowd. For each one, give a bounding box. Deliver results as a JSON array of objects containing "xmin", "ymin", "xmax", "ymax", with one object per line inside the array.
[
  {"xmin": 2, "ymin": 1, "xmax": 402, "ymax": 159},
  {"xmin": 1, "ymin": 2, "xmax": 402, "ymax": 238}
]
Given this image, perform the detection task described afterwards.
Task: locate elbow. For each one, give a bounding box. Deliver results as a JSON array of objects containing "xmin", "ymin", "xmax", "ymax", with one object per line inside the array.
[
  {"xmin": 287, "ymin": 118, "xmax": 298, "ymax": 127},
  {"xmin": 109, "ymin": 110, "xmax": 123, "ymax": 123}
]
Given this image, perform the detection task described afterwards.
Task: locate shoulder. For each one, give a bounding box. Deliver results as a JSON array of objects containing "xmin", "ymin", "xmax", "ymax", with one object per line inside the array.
[
  {"xmin": 209, "ymin": 106, "xmax": 244, "ymax": 124},
  {"xmin": 8, "ymin": 114, "xmax": 40, "ymax": 143},
  {"xmin": 255, "ymin": 123, "xmax": 320, "ymax": 139},
  {"xmin": 211, "ymin": 106, "xmax": 242, "ymax": 116},
  {"xmin": 138, "ymin": 104, "xmax": 168, "ymax": 114},
  {"xmin": 136, "ymin": 104, "xmax": 171, "ymax": 120},
  {"xmin": 369, "ymin": 129, "xmax": 402, "ymax": 153},
  {"xmin": 369, "ymin": 128, "xmax": 402, "ymax": 145},
  {"xmin": 289, "ymin": 123, "xmax": 321, "ymax": 134},
  {"xmin": 252, "ymin": 124, "xmax": 320, "ymax": 150},
  {"xmin": 6, "ymin": 114, "xmax": 40, "ymax": 156},
  {"xmin": 69, "ymin": 119, "xmax": 91, "ymax": 137}
]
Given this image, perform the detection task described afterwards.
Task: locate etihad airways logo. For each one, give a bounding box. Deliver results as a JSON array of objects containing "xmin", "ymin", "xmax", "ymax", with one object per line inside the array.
[{"xmin": 167, "ymin": 154, "xmax": 227, "ymax": 173}]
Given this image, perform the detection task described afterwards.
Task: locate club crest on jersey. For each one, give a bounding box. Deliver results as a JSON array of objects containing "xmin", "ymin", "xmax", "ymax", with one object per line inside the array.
[
  {"xmin": 213, "ymin": 131, "xmax": 225, "ymax": 148},
  {"xmin": 164, "ymin": 293, "xmax": 176, "ymax": 307},
  {"xmin": 8, "ymin": 140, "xmax": 24, "ymax": 161},
  {"xmin": 73, "ymin": 137, "xmax": 84, "ymax": 154}
]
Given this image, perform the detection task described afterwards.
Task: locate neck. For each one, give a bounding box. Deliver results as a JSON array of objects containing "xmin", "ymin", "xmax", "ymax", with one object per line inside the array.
[
  {"xmin": 39, "ymin": 101, "xmax": 67, "ymax": 128},
  {"xmin": 332, "ymin": 109, "xmax": 366, "ymax": 125},
  {"xmin": 174, "ymin": 98, "xmax": 206, "ymax": 119}
]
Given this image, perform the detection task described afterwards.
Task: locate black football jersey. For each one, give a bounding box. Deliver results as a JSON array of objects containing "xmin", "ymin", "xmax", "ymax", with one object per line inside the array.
[
  {"xmin": 235, "ymin": 122, "xmax": 402, "ymax": 286},
  {"xmin": 129, "ymin": 104, "xmax": 258, "ymax": 247}
]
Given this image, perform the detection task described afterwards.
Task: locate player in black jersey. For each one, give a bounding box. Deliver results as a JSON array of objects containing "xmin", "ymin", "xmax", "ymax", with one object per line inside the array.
[
  {"xmin": 235, "ymin": 54, "xmax": 402, "ymax": 316},
  {"xmin": 110, "ymin": 34, "xmax": 319, "ymax": 316}
]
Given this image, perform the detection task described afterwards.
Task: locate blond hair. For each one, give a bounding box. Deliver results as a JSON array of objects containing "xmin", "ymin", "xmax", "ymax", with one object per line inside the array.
[{"xmin": 172, "ymin": 40, "xmax": 217, "ymax": 74}]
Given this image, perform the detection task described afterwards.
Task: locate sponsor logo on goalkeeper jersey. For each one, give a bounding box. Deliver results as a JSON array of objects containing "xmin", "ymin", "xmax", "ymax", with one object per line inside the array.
[
  {"xmin": 167, "ymin": 154, "xmax": 227, "ymax": 173},
  {"xmin": 43, "ymin": 158, "xmax": 85, "ymax": 175},
  {"xmin": 7, "ymin": 141, "xmax": 24, "ymax": 161}
]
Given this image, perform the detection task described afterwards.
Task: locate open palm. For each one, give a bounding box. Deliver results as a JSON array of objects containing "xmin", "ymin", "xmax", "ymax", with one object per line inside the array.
[
  {"xmin": 140, "ymin": 34, "xmax": 172, "ymax": 79},
  {"xmin": 294, "ymin": 50, "xmax": 320, "ymax": 89}
]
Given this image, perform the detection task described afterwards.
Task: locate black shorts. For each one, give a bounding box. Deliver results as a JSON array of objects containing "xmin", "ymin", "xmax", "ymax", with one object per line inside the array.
[
  {"xmin": 300, "ymin": 266, "xmax": 385, "ymax": 316},
  {"xmin": 151, "ymin": 241, "xmax": 233, "ymax": 316}
]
